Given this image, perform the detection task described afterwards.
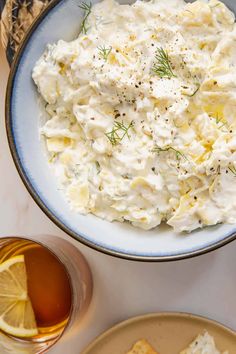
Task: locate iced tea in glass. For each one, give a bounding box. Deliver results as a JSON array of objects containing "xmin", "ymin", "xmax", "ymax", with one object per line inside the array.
[{"xmin": 0, "ymin": 235, "xmax": 93, "ymax": 354}]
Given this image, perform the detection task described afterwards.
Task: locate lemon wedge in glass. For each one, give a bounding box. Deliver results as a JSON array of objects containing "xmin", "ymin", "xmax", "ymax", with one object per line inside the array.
[{"xmin": 0, "ymin": 255, "xmax": 38, "ymax": 338}]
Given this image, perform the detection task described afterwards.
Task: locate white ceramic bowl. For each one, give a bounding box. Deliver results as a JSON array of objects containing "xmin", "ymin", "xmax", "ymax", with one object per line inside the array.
[{"xmin": 6, "ymin": 0, "xmax": 236, "ymax": 261}]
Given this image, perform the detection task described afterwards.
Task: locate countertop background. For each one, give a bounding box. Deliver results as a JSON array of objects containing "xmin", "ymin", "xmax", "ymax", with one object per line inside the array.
[{"xmin": 0, "ymin": 43, "xmax": 236, "ymax": 353}]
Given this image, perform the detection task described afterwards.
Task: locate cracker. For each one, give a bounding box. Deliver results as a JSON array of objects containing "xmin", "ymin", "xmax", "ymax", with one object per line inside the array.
[{"xmin": 126, "ymin": 339, "xmax": 159, "ymax": 354}]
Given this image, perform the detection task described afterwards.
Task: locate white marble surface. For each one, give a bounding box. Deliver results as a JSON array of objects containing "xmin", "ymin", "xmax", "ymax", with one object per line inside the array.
[{"xmin": 0, "ymin": 43, "xmax": 236, "ymax": 353}]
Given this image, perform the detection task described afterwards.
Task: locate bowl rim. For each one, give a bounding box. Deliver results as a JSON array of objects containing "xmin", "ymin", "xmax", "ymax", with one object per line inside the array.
[
  {"xmin": 5, "ymin": 0, "xmax": 236, "ymax": 262},
  {"xmin": 81, "ymin": 311, "xmax": 236, "ymax": 353}
]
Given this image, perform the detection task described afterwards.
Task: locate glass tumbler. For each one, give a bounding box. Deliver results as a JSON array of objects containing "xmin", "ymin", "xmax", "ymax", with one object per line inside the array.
[{"xmin": 0, "ymin": 235, "xmax": 93, "ymax": 354}]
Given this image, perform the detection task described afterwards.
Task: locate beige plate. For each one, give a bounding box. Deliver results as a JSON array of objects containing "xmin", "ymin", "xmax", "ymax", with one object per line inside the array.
[{"xmin": 82, "ymin": 312, "xmax": 236, "ymax": 354}]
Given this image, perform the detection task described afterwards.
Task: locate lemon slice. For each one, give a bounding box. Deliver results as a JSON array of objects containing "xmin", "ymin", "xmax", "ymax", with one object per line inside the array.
[{"xmin": 0, "ymin": 255, "xmax": 38, "ymax": 338}]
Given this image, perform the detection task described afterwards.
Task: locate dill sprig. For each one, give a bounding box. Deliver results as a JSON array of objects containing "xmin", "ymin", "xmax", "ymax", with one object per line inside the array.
[
  {"xmin": 48, "ymin": 152, "xmax": 57, "ymax": 163},
  {"xmin": 215, "ymin": 113, "xmax": 228, "ymax": 131},
  {"xmin": 207, "ymin": 110, "xmax": 228, "ymax": 131},
  {"xmin": 228, "ymin": 165, "xmax": 236, "ymax": 177},
  {"xmin": 152, "ymin": 47, "xmax": 177, "ymax": 79},
  {"xmin": 184, "ymin": 9, "xmax": 194, "ymax": 14},
  {"xmin": 79, "ymin": 1, "xmax": 92, "ymax": 34},
  {"xmin": 95, "ymin": 161, "xmax": 101, "ymax": 174},
  {"xmin": 153, "ymin": 145, "xmax": 187, "ymax": 160},
  {"xmin": 210, "ymin": 3, "xmax": 221, "ymax": 8},
  {"xmin": 105, "ymin": 121, "xmax": 134, "ymax": 146},
  {"xmin": 97, "ymin": 45, "xmax": 112, "ymax": 61},
  {"xmin": 183, "ymin": 83, "xmax": 200, "ymax": 97}
]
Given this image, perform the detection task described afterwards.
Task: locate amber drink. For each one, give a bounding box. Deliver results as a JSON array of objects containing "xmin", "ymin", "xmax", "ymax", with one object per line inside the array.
[{"xmin": 0, "ymin": 236, "xmax": 92, "ymax": 354}]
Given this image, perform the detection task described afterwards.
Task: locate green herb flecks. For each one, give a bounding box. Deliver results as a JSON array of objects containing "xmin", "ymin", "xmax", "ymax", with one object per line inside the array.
[
  {"xmin": 215, "ymin": 113, "xmax": 228, "ymax": 131},
  {"xmin": 105, "ymin": 121, "xmax": 134, "ymax": 146},
  {"xmin": 79, "ymin": 1, "xmax": 92, "ymax": 34},
  {"xmin": 184, "ymin": 9, "xmax": 194, "ymax": 14},
  {"xmin": 152, "ymin": 47, "xmax": 177, "ymax": 79},
  {"xmin": 183, "ymin": 83, "xmax": 200, "ymax": 97},
  {"xmin": 95, "ymin": 161, "xmax": 101, "ymax": 174},
  {"xmin": 207, "ymin": 110, "xmax": 229, "ymax": 132},
  {"xmin": 228, "ymin": 165, "xmax": 236, "ymax": 177},
  {"xmin": 48, "ymin": 152, "xmax": 57, "ymax": 163},
  {"xmin": 210, "ymin": 3, "xmax": 221, "ymax": 9},
  {"xmin": 97, "ymin": 45, "xmax": 112, "ymax": 61},
  {"xmin": 153, "ymin": 145, "xmax": 187, "ymax": 161}
]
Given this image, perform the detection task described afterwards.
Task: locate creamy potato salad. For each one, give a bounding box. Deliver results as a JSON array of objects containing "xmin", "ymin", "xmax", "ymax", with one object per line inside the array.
[{"xmin": 33, "ymin": 0, "xmax": 236, "ymax": 232}]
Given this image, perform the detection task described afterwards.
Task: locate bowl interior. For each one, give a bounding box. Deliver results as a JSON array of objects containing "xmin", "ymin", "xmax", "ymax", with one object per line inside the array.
[{"xmin": 7, "ymin": 0, "xmax": 236, "ymax": 260}]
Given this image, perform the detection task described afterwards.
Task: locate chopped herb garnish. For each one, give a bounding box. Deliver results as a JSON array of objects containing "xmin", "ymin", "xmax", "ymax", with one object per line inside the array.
[
  {"xmin": 210, "ymin": 3, "xmax": 221, "ymax": 8},
  {"xmin": 207, "ymin": 110, "xmax": 229, "ymax": 131},
  {"xmin": 48, "ymin": 152, "xmax": 57, "ymax": 163},
  {"xmin": 98, "ymin": 45, "xmax": 112, "ymax": 61},
  {"xmin": 184, "ymin": 9, "xmax": 194, "ymax": 14},
  {"xmin": 153, "ymin": 145, "xmax": 187, "ymax": 160},
  {"xmin": 216, "ymin": 165, "xmax": 221, "ymax": 175},
  {"xmin": 105, "ymin": 121, "xmax": 134, "ymax": 146},
  {"xmin": 79, "ymin": 2, "xmax": 92, "ymax": 34},
  {"xmin": 183, "ymin": 83, "xmax": 200, "ymax": 97},
  {"xmin": 95, "ymin": 161, "xmax": 101, "ymax": 174},
  {"xmin": 152, "ymin": 47, "xmax": 177, "ymax": 79},
  {"xmin": 214, "ymin": 113, "xmax": 229, "ymax": 131},
  {"xmin": 228, "ymin": 165, "xmax": 236, "ymax": 177}
]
